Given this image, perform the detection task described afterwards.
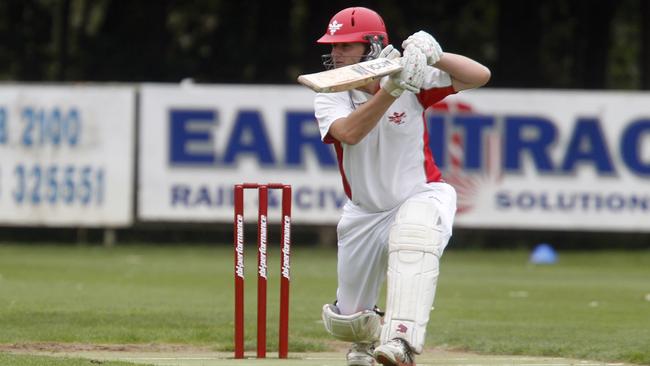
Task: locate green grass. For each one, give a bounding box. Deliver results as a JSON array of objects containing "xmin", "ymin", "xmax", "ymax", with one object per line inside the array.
[
  {"xmin": 0, "ymin": 244, "xmax": 648, "ymax": 365},
  {"xmin": 0, "ymin": 352, "xmax": 138, "ymax": 366},
  {"xmin": 435, "ymin": 250, "xmax": 650, "ymax": 364}
]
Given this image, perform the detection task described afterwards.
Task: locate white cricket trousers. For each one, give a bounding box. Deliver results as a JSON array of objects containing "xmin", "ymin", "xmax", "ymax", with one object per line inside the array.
[{"xmin": 335, "ymin": 182, "xmax": 457, "ymax": 315}]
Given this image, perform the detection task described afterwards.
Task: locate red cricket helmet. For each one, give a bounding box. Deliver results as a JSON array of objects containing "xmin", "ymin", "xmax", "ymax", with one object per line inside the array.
[{"xmin": 317, "ymin": 7, "xmax": 389, "ymax": 46}]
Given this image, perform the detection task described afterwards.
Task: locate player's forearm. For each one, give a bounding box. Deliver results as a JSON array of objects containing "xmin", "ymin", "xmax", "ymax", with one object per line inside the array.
[
  {"xmin": 329, "ymin": 89, "xmax": 396, "ymax": 145},
  {"xmin": 435, "ymin": 53, "xmax": 491, "ymax": 91}
]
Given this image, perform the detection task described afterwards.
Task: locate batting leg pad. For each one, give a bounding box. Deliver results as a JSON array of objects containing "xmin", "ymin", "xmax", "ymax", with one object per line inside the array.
[
  {"xmin": 381, "ymin": 198, "xmax": 444, "ymax": 354},
  {"xmin": 322, "ymin": 304, "xmax": 382, "ymax": 343}
]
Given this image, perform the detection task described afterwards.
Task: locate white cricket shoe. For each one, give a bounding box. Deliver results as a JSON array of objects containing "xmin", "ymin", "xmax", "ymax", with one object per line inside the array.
[
  {"xmin": 347, "ymin": 342, "xmax": 376, "ymax": 366},
  {"xmin": 373, "ymin": 338, "xmax": 415, "ymax": 366}
]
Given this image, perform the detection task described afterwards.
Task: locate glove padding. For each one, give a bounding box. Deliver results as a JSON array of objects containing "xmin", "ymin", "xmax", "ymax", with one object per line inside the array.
[
  {"xmin": 378, "ymin": 44, "xmax": 401, "ymax": 60},
  {"xmin": 381, "ymin": 46, "xmax": 426, "ymax": 97},
  {"xmin": 402, "ymin": 30, "xmax": 443, "ymax": 65}
]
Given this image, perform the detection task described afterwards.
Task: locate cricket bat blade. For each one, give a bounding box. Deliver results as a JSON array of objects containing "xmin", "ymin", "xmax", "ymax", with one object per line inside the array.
[{"xmin": 297, "ymin": 58, "xmax": 402, "ymax": 93}]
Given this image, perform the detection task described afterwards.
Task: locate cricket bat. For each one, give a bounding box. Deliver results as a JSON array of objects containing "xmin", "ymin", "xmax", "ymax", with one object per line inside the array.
[{"xmin": 297, "ymin": 58, "xmax": 402, "ymax": 93}]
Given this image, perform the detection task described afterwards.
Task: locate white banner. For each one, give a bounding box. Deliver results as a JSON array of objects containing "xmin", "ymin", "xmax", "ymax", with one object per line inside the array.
[
  {"xmin": 138, "ymin": 84, "xmax": 650, "ymax": 232},
  {"xmin": 138, "ymin": 84, "xmax": 344, "ymax": 224},
  {"xmin": 437, "ymin": 90, "xmax": 650, "ymax": 231},
  {"xmin": 0, "ymin": 85, "xmax": 135, "ymax": 227}
]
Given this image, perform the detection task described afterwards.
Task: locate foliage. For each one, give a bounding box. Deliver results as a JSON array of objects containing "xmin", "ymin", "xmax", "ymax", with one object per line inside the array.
[{"xmin": 0, "ymin": 0, "xmax": 648, "ymax": 89}]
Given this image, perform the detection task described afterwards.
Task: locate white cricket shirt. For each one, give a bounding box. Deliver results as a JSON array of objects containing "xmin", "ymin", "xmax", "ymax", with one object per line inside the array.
[{"xmin": 314, "ymin": 66, "xmax": 455, "ymax": 212}]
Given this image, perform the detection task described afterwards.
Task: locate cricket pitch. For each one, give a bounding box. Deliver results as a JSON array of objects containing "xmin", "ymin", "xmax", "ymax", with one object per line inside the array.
[{"xmin": 4, "ymin": 347, "xmax": 631, "ymax": 366}]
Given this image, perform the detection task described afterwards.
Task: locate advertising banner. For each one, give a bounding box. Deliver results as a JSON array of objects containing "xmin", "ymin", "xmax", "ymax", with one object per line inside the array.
[
  {"xmin": 438, "ymin": 90, "xmax": 650, "ymax": 231},
  {"xmin": 139, "ymin": 84, "xmax": 344, "ymax": 224},
  {"xmin": 139, "ymin": 84, "xmax": 650, "ymax": 231},
  {"xmin": 0, "ymin": 85, "xmax": 135, "ymax": 227}
]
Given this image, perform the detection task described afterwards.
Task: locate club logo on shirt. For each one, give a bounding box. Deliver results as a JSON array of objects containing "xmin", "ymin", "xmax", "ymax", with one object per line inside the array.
[
  {"xmin": 396, "ymin": 323, "xmax": 408, "ymax": 333},
  {"xmin": 388, "ymin": 111, "xmax": 406, "ymax": 125},
  {"xmin": 328, "ymin": 20, "xmax": 343, "ymax": 35}
]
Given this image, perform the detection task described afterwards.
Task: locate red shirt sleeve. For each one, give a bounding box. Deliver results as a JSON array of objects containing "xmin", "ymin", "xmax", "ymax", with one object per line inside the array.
[
  {"xmin": 417, "ymin": 85, "xmax": 457, "ymax": 109},
  {"xmin": 322, "ymin": 132, "xmax": 337, "ymax": 144}
]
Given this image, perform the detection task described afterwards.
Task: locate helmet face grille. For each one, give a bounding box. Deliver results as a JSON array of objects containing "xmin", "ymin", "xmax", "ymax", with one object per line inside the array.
[
  {"xmin": 363, "ymin": 35, "xmax": 384, "ymax": 61},
  {"xmin": 320, "ymin": 34, "xmax": 385, "ymax": 70},
  {"xmin": 321, "ymin": 54, "xmax": 334, "ymax": 70}
]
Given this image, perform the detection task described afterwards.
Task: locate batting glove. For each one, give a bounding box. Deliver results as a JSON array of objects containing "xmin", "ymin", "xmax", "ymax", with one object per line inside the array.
[
  {"xmin": 379, "ymin": 44, "xmax": 404, "ymax": 97},
  {"xmin": 381, "ymin": 46, "xmax": 426, "ymax": 97},
  {"xmin": 378, "ymin": 44, "xmax": 401, "ymax": 60},
  {"xmin": 402, "ymin": 30, "xmax": 443, "ymax": 65}
]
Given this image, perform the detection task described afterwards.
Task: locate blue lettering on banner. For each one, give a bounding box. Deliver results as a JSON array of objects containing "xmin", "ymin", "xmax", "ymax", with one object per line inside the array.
[
  {"xmin": 426, "ymin": 113, "xmax": 650, "ymax": 177},
  {"xmin": 294, "ymin": 186, "xmax": 347, "ymax": 209},
  {"xmin": 171, "ymin": 184, "xmax": 231, "ymax": 208},
  {"xmin": 285, "ymin": 111, "xmax": 336, "ymax": 167},
  {"xmin": 496, "ymin": 190, "xmax": 650, "ymax": 213},
  {"xmin": 621, "ymin": 119, "xmax": 650, "ymax": 175},
  {"xmin": 171, "ymin": 184, "xmax": 191, "ymax": 205},
  {"xmin": 223, "ymin": 110, "xmax": 275, "ymax": 165},
  {"xmin": 165, "ymin": 107, "xmax": 649, "ymax": 177},
  {"xmin": 560, "ymin": 118, "xmax": 614, "ymax": 174},
  {"xmin": 453, "ymin": 115, "xmax": 494, "ymax": 170},
  {"xmin": 428, "ymin": 115, "xmax": 445, "ymax": 169},
  {"xmin": 0, "ymin": 107, "xmax": 7, "ymax": 144},
  {"xmin": 504, "ymin": 116, "xmax": 556, "ymax": 173},
  {"xmin": 12, "ymin": 164, "xmax": 104, "ymax": 206},
  {"xmin": 168, "ymin": 108, "xmax": 337, "ymax": 168},
  {"xmin": 20, "ymin": 107, "xmax": 81, "ymax": 147},
  {"xmin": 0, "ymin": 106, "xmax": 110, "ymax": 209},
  {"xmin": 170, "ymin": 109, "xmax": 216, "ymax": 164},
  {"xmin": 171, "ymin": 183, "xmax": 346, "ymax": 210}
]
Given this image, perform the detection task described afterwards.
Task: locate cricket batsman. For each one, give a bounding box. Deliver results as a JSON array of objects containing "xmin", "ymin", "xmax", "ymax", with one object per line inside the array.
[{"xmin": 313, "ymin": 6, "xmax": 491, "ymax": 366}]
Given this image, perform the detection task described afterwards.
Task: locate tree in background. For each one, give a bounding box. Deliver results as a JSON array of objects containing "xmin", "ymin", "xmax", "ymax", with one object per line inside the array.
[{"xmin": 0, "ymin": 0, "xmax": 647, "ymax": 89}]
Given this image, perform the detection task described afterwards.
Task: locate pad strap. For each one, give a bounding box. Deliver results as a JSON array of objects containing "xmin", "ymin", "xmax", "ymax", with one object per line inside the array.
[{"xmin": 322, "ymin": 304, "xmax": 382, "ymax": 343}]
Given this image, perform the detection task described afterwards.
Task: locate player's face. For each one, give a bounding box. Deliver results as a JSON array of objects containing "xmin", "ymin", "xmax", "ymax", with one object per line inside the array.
[{"xmin": 331, "ymin": 43, "xmax": 366, "ymax": 68}]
